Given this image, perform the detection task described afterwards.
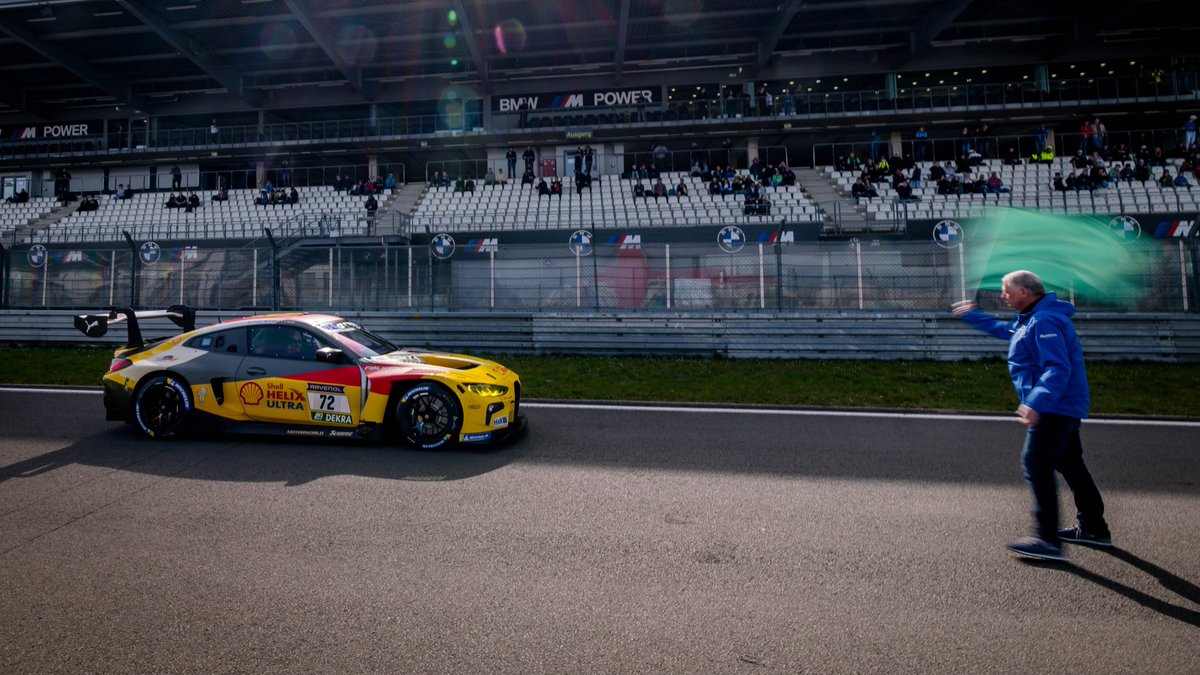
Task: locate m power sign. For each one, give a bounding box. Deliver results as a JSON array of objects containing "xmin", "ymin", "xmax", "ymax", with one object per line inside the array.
[
  {"xmin": 493, "ymin": 87, "xmax": 660, "ymax": 112},
  {"xmin": 3, "ymin": 121, "xmax": 102, "ymax": 140}
]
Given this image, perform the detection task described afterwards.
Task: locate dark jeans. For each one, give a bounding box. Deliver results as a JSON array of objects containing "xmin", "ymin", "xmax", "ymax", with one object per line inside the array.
[{"xmin": 1021, "ymin": 413, "xmax": 1108, "ymax": 545}]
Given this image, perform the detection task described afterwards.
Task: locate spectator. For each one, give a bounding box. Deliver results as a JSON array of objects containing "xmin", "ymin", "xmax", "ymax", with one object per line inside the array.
[
  {"xmin": 1053, "ymin": 172, "xmax": 1067, "ymax": 191},
  {"xmin": 255, "ymin": 191, "xmax": 270, "ymax": 206},
  {"xmin": 1031, "ymin": 144, "xmax": 1054, "ymax": 164},
  {"xmin": 976, "ymin": 122, "xmax": 992, "ymax": 158},
  {"xmin": 288, "ymin": 187, "xmax": 299, "ymax": 204},
  {"xmin": 550, "ymin": 178, "xmax": 562, "ymax": 196},
  {"xmin": 652, "ymin": 178, "xmax": 667, "ymax": 198},
  {"xmin": 209, "ymin": 119, "xmax": 219, "ymax": 142},
  {"xmin": 929, "ymin": 162, "xmax": 946, "ymax": 182},
  {"xmin": 1034, "ymin": 123, "xmax": 1050, "ymax": 155},
  {"xmin": 707, "ymin": 176, "xmax": 721, "ymax": 196},
  {"xmin": 77, "ymin": 194, "xmax": 99, "ymax": 211},
  {"xmin": 464, "ymin": 178, "xmax": 475, "ymax": 192},
  {"xmin": 652, "ymin": 141, "xmax": 669, "ymax": 166},
  {"xmin": 1134, "ymin": 160, "xmax": 1151, "ymax": 184},
  {"xmin": 851, "ymin": 177, "xmax": 877, "ymax": 199},
  {"xmin": 574, "ymin": 171, "xmax": 590, "ymax": 195},
  {"xmin": 187, "ymin": 192, "xmax": 201, "ymax": 209},
  {"xmin": 484, "ymin": 168, "xmax": 497, "ymax": 186},
  {"xmin": 537, "ymin": 178, "xmax": 550, "ymax": 197},
  {"xmin": 1118, "ymin": 163, "xmax": 1135, "ymax": 183},
  {"xmin": 985, "ymin": 172, "xmax": 1011, "ymax": 194},
  {"xmin": 212, "ymin": 187, "xmax": 228, "ymax": 202},
  {"xmin": 385, "ymin": 172, "xmax": 397, "ymax": 192},
  {"xmin": 633, "ymin": 179, "xmax": 645, "ymax": 198},
  {"xmin": 584, "ymin": 144, "xmax": 595, "ymax": 174},
  {"xmin": 167, "ymin": 164, "xmax": 182, "ymax": 191},
  {"xmin": 914, "ymin": 126, "xmax": 929, "ymax": 162},
  {"xmin": 959, "ymin": 127, "xmax": 971, "ymax": 156},
  {"xmin": 364, "ymin": 193, "xmax": 378, "ymax": 216},
  {"xmin": 453, "ymin": 177, "xmax": 466, "ymax": 193},
  {"xmin": 895, "ymin": 175, "xmax": 913, "ymax": 201},
  {"xmin": 1092, "ymin": 118, "xmax": 1106, "ymax": 152},
  {"xmin": 910, "ymin": 166, "xmax": 922, "ymax": 188},
  {"xmin": 1158, "ymin": 169, "xmax": 1173, "ymax": 187},
  {"xmin": 504, "ymin": 146, "xmax": 518, "ymax": 177},
  {"xmin": 676, "ymin": 179, "xmax": 688, "ymax": 197},
  {"xmin": 869, "ymin": 130, "xmax": 881, "ymax": 162},
  {"xmin": 1003, "ymin": 145, "xmax": 1021, "ymax": 165},
  {"xmin": 521, "ymin": 169, "xmax": 535, "ymax": 185},
  {"xmin": 1078, "ymin": 119, "xmax": 1094, "ymax": 155},
  {"xmin": 164, "ymin": 192, "xmax": 180, "ymax": 209},
  {"xmin": 690, "ymin": 161, "xmax": 702, "ymax": 177},
  {"xmin": 5, "ymin": 188, "xmax": 29, "ymax": 203},
  {"xmin": 1186, "ymin": 114, "xmax": 1198, "ymax": 151},
  {"xmin": 1174, "ymin": 171, "xmax": 1192, "ymax": 189},
  {"xmin": 522, "ymin": 146, "xmax": 536, "ymax": 173},
  {"xmin": 721, "ymin": 136, "xmax": 733, "ymax": 165},
  {"xmin": 1090, "ymin": 163, "xmax": 1109, "ymax": 189},
  {"xmin": 280, "ymin": 160, "xmax": 291, "ymax": 187}
]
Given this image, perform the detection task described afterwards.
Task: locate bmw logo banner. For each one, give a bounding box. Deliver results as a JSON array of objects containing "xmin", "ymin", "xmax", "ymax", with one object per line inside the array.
[
  {"xmin": 1108, "ymin": 215, "xmax": 1142, "ymax": 242},
  {"xmin": 568, "ymin": 229, "xmax": 594, "ymax": 256},
  {"xmin": 139, "ymin": 241, "xmax": 162, "ymax": 265},
  {"xmin": 718, "ymin": 225, "xmax": 745, "ymax": 253},
  {"xmin": 27, "ymin": 244, "xmax": 47, "ymax": 268},
  {"xmin": 932, "ymin": 220, "xmax": 963, "ymax": 249},
  {"xmin": 431, "ymin": 233, "xmax": 456, "ymax": 260}
]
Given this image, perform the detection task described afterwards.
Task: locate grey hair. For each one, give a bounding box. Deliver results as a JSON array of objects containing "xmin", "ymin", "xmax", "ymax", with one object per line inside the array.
[{"xmin": 1001, "ymin": 270, "xmax": 1045, "ymax": 296}]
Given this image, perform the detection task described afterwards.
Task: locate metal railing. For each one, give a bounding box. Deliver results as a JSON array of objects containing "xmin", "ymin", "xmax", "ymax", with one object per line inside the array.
[
  {"xmin": 4, "ymin": 238, "xmax": 1193, "ymax": 314},
  {"xmin": 51, "ymin": 163, "xmax": 405, "ymax": 199}
]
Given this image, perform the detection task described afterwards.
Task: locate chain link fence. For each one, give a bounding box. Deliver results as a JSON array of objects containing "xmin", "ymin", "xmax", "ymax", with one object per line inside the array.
[{"xmin": 4, "ymin": 238, "xmax": 1193, "ymax": 313}]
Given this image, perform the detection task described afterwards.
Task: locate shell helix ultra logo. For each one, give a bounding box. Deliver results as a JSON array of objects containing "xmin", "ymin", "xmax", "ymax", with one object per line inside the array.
[{"xmin": 239, "ymin": 382, "xmax": 264, "ymax": 406}]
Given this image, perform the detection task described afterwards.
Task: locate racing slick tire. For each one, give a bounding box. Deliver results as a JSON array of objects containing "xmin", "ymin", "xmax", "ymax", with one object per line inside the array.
[
  {"xmin": 133, "ymin": 374, "xmax": 193, "ymax": 440},
  {"xmin": 395, "ymin": 382, "xmax": 463, "ymax": 450}
]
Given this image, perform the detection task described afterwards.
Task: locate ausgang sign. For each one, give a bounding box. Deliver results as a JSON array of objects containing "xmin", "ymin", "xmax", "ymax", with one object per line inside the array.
[{"xmin": 493, "ymin": 87, "xmax": 659, "ymax": 112}]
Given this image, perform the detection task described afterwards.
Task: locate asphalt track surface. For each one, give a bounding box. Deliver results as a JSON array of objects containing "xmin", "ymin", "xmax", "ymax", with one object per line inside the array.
[{"xmin": 1, "ymin": 389, "xmax": 1198, "ymax": 674}]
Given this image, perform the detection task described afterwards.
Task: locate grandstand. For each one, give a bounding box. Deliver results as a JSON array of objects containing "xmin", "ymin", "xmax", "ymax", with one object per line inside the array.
[
  {"xmin": 1, "ymin": 197, "xmax": 58, "ymax": 243},
  {"xmin": 33, "ymin": 188, "xmax": 392, "ymax": 244},
  {"xmin": 825, "ymin": 157, "xmax": 1200, "ymax": 226},
  {"xmin": 411, "ymin": 172, "xmax": 820, "ymax": 231}
]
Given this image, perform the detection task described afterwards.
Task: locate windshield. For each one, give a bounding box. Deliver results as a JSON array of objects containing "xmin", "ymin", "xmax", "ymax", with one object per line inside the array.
[{"xmin": 319, "ymin": 321, "xmax": 400, "ymax": 358}]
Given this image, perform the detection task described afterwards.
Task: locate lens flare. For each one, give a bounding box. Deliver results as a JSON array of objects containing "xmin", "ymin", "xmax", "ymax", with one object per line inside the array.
[
  {"xmin": 493, "ymin": 19, "xmax": 527, "ymax": 55},
  {"xmin": 337, "ymin": 24, "xmax": 378, "ymax": 67},
  {"xmin": 259, "ymin": 24, "xmax": 297, "ymax": 61},
  {"xmin": 443, "ymin": 33, "xmax": 457, "ymax": 49}
]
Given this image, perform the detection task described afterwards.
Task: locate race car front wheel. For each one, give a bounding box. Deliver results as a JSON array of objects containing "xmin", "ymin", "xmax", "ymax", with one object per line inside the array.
[
  {"xmin": 133, "ymin": 375, "xmax": 193, "ymax": 440},
  {"xmin": 395, "ymin": 382, "xmax": 462, "ymax": 449}
]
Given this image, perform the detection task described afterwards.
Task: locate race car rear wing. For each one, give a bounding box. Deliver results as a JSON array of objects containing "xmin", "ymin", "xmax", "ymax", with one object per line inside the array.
[{"xmin": 74, "ymin": 305, "xmax": 197, "ymax": 349}]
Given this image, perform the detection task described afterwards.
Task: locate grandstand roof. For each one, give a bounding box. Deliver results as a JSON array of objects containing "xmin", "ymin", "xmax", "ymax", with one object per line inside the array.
[{"xmin": 0, "ymin": 0, "xmax": 1191, "ymax": 121}]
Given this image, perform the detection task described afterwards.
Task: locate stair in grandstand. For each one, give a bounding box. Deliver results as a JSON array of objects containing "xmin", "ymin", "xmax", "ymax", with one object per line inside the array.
[
  {"xmin": 14, "ymin": 199, "xmax": 80, "ymax": 244},
  {"xmin": 796, "ymin": 168, "xmax": 871, "ymax": 233}
]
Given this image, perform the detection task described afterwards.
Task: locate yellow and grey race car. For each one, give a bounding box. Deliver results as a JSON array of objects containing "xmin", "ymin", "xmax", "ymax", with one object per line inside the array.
[{"xmin": 75, "ymin": 306, "xmax": 524, "ymax": 448}]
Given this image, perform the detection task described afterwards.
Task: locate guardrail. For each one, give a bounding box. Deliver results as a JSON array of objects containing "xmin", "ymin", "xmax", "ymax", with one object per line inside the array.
[{"xmin": 2, "ymin": 309, "xmax": 1197, "ymax": 362}]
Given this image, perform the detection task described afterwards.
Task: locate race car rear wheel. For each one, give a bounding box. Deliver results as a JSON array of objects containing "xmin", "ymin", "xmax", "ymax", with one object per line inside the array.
[
  {"xmin": 395, "ymin": 382, "xmax": 462, "ymax": 449},
  {"xmin": 133, "ymin": 375, "xmax": 193, "ymax": 440}
]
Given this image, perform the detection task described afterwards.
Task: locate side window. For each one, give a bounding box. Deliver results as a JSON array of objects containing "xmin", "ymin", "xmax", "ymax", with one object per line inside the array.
[
  {"xmin": 187, "ymin": 328, "xmax": 245, "ymax": 354},
  {"xmin": 249, "ymin": 325, "xmax": 321, "ymax": 360}
]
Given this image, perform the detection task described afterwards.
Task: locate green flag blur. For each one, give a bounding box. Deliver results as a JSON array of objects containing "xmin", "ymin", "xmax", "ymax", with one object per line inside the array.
[{"xmin": 964, "ymin": 208, "xmax": 1152, "ymax": 303}]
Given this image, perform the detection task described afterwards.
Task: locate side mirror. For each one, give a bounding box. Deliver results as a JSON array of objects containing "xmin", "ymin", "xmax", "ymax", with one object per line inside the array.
[{"xmin": 316, "ymin": 347, "xmax": 346, "ymax": 363}]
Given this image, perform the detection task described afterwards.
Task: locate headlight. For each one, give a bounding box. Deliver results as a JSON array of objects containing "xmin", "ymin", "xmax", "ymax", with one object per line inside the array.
[{"xmin": 465, "ymin": 383, "xmax": 508, "ymax": 397}]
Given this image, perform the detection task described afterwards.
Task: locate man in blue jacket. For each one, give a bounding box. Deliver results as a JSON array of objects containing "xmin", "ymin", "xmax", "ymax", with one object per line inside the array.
[{"xmin": 952, "ymin": 270, "xmax": 1111, "ymax": 562}]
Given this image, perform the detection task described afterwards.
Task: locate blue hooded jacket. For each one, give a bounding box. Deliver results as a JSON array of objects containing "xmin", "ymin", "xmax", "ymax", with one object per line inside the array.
[{"xmin": 960, "ymin": 292, "xmax": 1090, "ymax": 418}]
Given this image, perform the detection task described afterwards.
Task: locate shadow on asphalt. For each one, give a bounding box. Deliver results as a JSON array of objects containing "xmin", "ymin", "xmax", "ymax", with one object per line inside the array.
[
  {"xmin": 1021, "ymin": 551, "xmax": 1200, "ymax": 627},
  {"xmin": 0, "ymin": 426, "xmax": 517, "ymax": 486}
]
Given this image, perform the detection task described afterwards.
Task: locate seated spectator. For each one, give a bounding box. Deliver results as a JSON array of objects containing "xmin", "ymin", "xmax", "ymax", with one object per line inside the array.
[
  {"xmin": 453, "ymin": 178, "xmax": 466, "ymax": 193},
  {"xmin": 1119, "ymin": 163, "xmax": 1135, "ymax": 183},
  {"xmin": 464, "ymin": 179, "xmax": 476, "ymax": 192},
  {"xmin": 1090, "ymin": 164, "xmax": 1109, "ymax": 189},
  {"xmin": 255, "ymin": 191, "xmax": 270, "ymax": 206},
  {"xmin": 730, "ymin": 175, "xmax": 745, "ymax": 193},
  {"xmin": 985, "ymin": 172, "xmax": 1010, "ymax": 194},
  {"xmin": 895, "ymin": 177, "xmax": 913, "ymax": 201},
  {"xmin": 77, "ymin": 194, "xmax": 99, "ymax": 211},
  {"xmin": 690, "ymin": 161, "xmax": 702, "ymax": 177},
  {"xmin": 652, "ymin": 179, "xmax": 667, "ymax": 198},
  {"xmin": 1053, "ymin": 172, "xmax": 1068, "ymax": 191},
  {"xmin": 955, "ymin": 154, "xmax": 971, "ymax": 174},
  {"xmin": 719, "ymin": 177, "xmax": 733, "ymax": 195},
  {"xmin": 187, "ymin": 192, "xmax": 201, "ymax": 209},
  {"xmin": 648, "ymin": 165, "xmax": 660, "ymax": 180},
  {"xmin": 211, "ymin": 187, "xmax": 228, "ymax": 202},
  {"xmin": 1173, "ymin": 171, "xmax": 1192, "ymax": 189},
  {"xmin": 929, "ymin": 162, "xmax": 946, "ymax": 182},
  {"xmin": 5, "ymin": 188, "xmax": 29, "ymax": 203},
  {"xmin": 1134, "ymin": 160, "xmax": 1151, "ymax": 183},
  {"xmin": 164, "ymin": 192, "xmax": 180, "ymax": 209},
  {"xmin": 1159, "ymin": 169, "xmax": 1174, "ymax": 187},
  {"xmin": 484, "ymin": 168, "xmax": 496, "ymax": 186},
  {"xmin": 633, "ymin": 179, "xmax": 645, "ymax": 198},
  {"xmin": 676, "ymin": 180, "xmax": 688, "ymax": 197},
  {"xmin": 574, "ymin": 171, "xmax": 591, "ymax": 195},
  {"xmin": 1150, "ymin": 147, "xmax": 1166, "ymax": 167},
  {"xmin": 937, "ymin": 176, "xmax": 954, "ymax": 196},
  {"xmin": 385, "ymin": 173, "xmax": 397, "ymax": 192},
  {"xmin": 1003, "ymin": 146, "xmax": 1022, "ymax": 165},
  {"xmin": 1073, "ymin": 151, "xmax": 1090, "ymax": 170},
  {"xmin": 708, "ymin": 177, "xmax": 720, "ymax": 195},
  {"xmin": 967, "ymin": 148, "xmax": 984, "ymax": 166},
  {"xmin": 288, "ymin": 187, "xmax": 299, "ymax": 204},
  {"xmin": 851, "ymin": 177, "xmax": 877, "ymax": 199},
  {"xmin": 550, "ymin": 178, "xmax": 562, "ymax": 196},
  {"xmin": 537, "ymin": 178, "xmax": 550, "ymax": 196},
  {"xmin": 778, "ymin": 161, "xmax": 796, "ymax": 186},
  {"xmin": 521, "ymin": 169, "xmax": 535, "ymax": 185}
]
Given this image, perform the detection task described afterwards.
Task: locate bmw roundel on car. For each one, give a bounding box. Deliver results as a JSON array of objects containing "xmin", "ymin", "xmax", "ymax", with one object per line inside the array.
[{"xmin": 75, "ymin": 306, "xmax": 525, "ymax": 448}]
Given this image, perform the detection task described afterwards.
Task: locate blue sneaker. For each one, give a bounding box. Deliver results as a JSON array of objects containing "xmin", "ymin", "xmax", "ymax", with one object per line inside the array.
[
  {"xmin": 1008, "ymin": 537, "xmax": 1067, "ymax": 562},
  {"xmin": 1057, "ymin": 526, "xmax": 1113, "ymax": 548}
]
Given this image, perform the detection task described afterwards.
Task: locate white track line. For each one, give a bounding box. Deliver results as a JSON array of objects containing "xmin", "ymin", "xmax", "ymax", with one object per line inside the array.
[{"xmin": 4, "ymin": 387, "xmax": 1196, "ymax": 428}]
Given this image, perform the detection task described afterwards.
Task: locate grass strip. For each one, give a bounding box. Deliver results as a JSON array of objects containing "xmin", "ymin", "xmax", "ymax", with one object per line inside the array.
[{"xmin": 1, "ymin": 346, "xmax": 1195, "ymax": 417}]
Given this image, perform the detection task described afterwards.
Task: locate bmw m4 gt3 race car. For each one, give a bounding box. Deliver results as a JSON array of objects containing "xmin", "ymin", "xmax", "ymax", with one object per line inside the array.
[{"xmin": 75, "ymin": 306, "xmax": 524, "ymax": 448}]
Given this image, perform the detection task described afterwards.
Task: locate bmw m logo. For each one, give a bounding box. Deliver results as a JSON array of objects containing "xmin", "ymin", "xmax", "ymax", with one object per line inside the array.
[
  {"xmin": 718, "ymin": 225, "xmax": 745, "ymax": 253},
  {"xmin": 27, "ymin": 244, "xmax": 47, "ymax": 268},
  {"xmin": 431, "ymin": 233, "xmax": 455, "ymax": 260},
  {"xmin": 1108, "ymin": 215, "xmax": 1141, "ymax": 242},
  {"xmin": 932, "ymin": 220, "xmax": 963, "ymax": 249},
  {"xmin": 568, "ymin": 229, "xmax": 593, "ymax": 256},
  {"xmin": 139, "ymin": 241, "xmax": 161, "ymax": 265}
]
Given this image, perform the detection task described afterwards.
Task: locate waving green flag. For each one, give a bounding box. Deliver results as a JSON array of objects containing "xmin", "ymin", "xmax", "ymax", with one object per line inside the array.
[{"xmin": 964, "ymin": 208, "xmax": 1153, "ymax": 304}]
